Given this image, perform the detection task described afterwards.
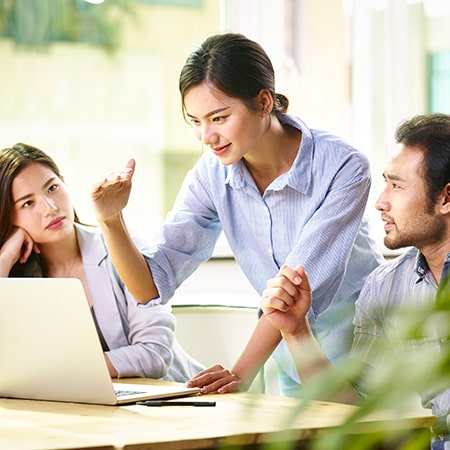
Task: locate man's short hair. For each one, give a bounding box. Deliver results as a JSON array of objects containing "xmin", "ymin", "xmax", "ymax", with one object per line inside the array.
[{"xmin": 395, "ymin": 113, "xmax": 450, "ymax": 204}]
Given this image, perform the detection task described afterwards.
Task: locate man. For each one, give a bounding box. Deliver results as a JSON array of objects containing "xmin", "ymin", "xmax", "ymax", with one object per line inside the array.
[{"xmin": 261, "ymin": 113, "xmax": 450, "ymax": 447}]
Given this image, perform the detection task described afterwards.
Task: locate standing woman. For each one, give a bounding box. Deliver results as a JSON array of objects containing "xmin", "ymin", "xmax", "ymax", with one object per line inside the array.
[
  {"xmin": 0, "ymin": 143, "xmax": 204, "ymax": 381},
  {"xmin": 92, "ymin": 33, "xmax": 384, "ymax": 396}
]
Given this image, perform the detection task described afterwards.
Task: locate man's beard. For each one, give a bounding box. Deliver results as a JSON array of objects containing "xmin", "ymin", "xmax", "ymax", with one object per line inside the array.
[{"xmin": 384, "ymin": 212, "xmax": 446, "ymax": 250}]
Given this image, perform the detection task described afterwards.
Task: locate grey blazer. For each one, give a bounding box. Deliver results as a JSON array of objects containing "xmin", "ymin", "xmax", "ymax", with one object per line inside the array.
[{"xmin": 15, "ymin": 223, "xmax": 205, "ymax": 381}]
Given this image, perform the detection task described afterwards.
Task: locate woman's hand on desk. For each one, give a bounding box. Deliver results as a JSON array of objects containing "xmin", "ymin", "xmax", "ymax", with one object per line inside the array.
[{"xmin": 186, "ymin": 364, "xmax": 245, "ymax": 394}]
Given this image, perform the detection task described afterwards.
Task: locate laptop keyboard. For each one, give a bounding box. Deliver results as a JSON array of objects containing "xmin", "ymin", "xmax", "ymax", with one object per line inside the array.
[{"xmin": 115, "ymin": 388, "xmax": 146, "ymax": 397}]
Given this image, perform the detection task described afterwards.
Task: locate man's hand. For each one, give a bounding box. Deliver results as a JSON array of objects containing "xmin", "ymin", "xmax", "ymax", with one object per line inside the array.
[{"xmin": 261, "ymin": 264, "xmax": 312, "ymax": 337}]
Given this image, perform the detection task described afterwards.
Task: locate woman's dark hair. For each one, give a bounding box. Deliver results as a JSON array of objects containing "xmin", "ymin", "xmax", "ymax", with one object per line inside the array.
[
  {"xmin": 179, "ymin": 33, "xmax": 289, "ymax": 118},
  {"xmin": 395, "ymin": 113, "xmax": 450, "ymax": 205},
  {"xmin": 0, "ymin": 142, "xmax": 81, "ymax": 248}
]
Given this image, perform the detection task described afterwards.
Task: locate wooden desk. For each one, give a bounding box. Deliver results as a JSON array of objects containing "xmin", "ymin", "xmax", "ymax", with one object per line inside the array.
[{"xmin": 0, "ymin": 378, "xmax": 435, "ymax": 450}]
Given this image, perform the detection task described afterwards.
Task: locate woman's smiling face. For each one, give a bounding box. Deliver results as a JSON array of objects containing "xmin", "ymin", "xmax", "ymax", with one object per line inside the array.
[{"xmin": 184, "ymin": 82, "xmax": 269, "ymax": 165}]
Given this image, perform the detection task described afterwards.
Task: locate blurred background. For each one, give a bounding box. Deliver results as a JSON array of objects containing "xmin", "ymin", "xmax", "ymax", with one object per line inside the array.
[{"xmin": 1, "ymin": 0, "xmax": 449, "ymax": 294}]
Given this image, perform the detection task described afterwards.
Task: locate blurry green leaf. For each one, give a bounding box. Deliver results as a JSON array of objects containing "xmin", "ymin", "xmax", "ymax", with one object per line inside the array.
[
  {"xmin": 0, "ymin": 0, "xmax": 138, "ymax": 52},
  {"xmin": 260, "ymin": 295, "xmax": 449, "ymax": 450}
]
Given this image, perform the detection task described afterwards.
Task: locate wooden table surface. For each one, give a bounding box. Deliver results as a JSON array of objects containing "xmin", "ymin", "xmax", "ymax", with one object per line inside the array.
[{"xmin": 0, "ymin": 378, "xmax": 435, "ymax": 450}]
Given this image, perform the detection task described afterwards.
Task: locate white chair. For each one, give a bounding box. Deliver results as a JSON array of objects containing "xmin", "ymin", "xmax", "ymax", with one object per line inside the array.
[{"xmin": 171, "ymin": 293, "xmax": 273, "ymax": 393}]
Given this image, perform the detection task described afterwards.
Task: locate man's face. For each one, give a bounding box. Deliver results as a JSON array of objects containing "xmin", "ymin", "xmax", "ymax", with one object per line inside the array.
[{"xmin": 375, "ymin": 144, "xmax": 445, "ymax": 251}]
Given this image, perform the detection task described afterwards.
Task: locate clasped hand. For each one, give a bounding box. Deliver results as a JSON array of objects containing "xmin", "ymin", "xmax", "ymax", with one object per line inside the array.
[
  {"xmin": 261, "ymin": 264, "xmax": 312, "ymax": 337},
  {"xmin": 185, "ymin": 265, "xmax": 312, "ymax": 394}
]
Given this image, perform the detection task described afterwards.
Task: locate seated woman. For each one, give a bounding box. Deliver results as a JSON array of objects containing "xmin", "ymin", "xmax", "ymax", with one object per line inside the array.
[{"xmin": 0, "ymin": 143, "xmax": 204, "ymax": 381}]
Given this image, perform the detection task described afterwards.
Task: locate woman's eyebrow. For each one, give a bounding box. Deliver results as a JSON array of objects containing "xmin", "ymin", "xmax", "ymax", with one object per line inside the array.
[{"xmin": 186, "ymin": 106, "xmax": 230, "ymax": 120}]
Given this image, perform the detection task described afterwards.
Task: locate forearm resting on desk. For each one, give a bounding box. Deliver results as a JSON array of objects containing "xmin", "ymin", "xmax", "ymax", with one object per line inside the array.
[
  {"xmin": 232, "ymin": 315, "xmax": 281, "ymax": 390},
  {"xmin": 187, "ymin": 315, "xmax": 281, "ymax": 394}
]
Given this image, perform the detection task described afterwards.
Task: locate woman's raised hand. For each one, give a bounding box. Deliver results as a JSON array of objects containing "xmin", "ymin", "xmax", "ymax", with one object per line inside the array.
[{"xmin": 91, "ymin": 159, "xmax": 135, "ymax": 223}]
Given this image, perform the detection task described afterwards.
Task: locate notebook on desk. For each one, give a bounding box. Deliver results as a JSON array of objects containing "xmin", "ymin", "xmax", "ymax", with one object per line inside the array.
[{"xmin": 0, "ymin": 277, "xmax": 200, "ymax": 405}]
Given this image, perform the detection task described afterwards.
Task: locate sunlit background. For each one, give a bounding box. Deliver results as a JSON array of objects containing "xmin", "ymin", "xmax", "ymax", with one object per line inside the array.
[
  {"xmin": 0, "ymin": 0, "xmax": 449, "ymax": 258},
  {"xmin": 1, "ymin": 3, "xmax": 448, "ymax": 441}
]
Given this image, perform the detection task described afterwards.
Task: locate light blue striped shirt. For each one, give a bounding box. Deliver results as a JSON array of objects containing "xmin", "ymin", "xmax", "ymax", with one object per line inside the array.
[
  {"xmin": 143, "ymin": 114, "xmax": 383, "ymax": 391},
  {"xmin": 350, "ymin": 248, "xmax": 450, "ymax": 417}
]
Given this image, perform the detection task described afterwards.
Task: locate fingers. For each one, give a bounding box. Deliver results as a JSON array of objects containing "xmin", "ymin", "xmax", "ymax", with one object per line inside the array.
[
  {"xmin": 294, "ymin": 265, "xmax": 312, "ymax": 293},
  {"xmin": 186, "ymin": 365, "xmax": 243, "ymax": 394},
  {"xmin": 91, "ymin": 160, "xmax": 135, "ymax": 195},
  {"xmin": 0, "ymin": 227, "xmax": 36, "ymax": 270},
  {"xmin": 33, "ymin": 242, "xmax": 41, "ymax": 255},
  {"xmin": 187, "ymin": 364, "xmax": 224, "ymax": 381},
  {"xmin": 276, "ymin": 264, "xmax": 311, "ymax": 294},
  {"xmin": 261, "ymin": 264, "xmax": 311, "ymax": 313},
  {"xmin": 263, "ymin": 265, "xmax": 301, "ymax": 308},
  {"xmin": 261, "ymin": 296, "xmax": 288, "ymax": 316},
  {"xmin": 19, "ymin": 235, "xmax": 34, "ymax": 263},
  {"xmin": 126, "ymin": 158, "xmax": 136, "ymax": 171},
  {"xmin": 266, "ymin": 276, "xmax": 297, "ymax": 301},
  {"xmin": 278, "ymin": 264, "xmax": 303, "ymax": 285}
]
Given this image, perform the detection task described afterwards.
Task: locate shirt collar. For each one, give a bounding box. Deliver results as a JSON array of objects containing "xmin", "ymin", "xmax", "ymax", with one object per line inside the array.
[
  {"xmin": 443, "ymin": 252, "xmax": 450, "ymax": 267},
  {"xmin": 74, "ymin": 222, "xmax": 108, "ymax": 265},
  {"xmin": 414, "ymin": 250, "xmax": 430, "ymax": 283},
  {"xmin": 414, "ymin": 250, "xmax": 450, "ymax": 285},
  {"xmin": 226, "ymin": 114, "xmax": 312, "ymax": 194},
  {"xmin": 440, "ymin": 252, "xmax": 450, "ymax": 283}
]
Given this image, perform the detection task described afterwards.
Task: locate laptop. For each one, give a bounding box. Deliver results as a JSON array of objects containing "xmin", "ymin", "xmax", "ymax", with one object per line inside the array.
[{"xmin": 0, "ymin": 277, "xmax": 200, "ymax": 405}]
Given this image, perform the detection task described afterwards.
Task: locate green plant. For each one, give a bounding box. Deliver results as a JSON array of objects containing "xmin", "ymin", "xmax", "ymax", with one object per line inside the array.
[
  {"xmin": 0, "ymin": 0, "xmax": 138, "ymax": 52},
  {"xmin": 257, "ymin": 294, "xmax": 450, "ymax": 450}
]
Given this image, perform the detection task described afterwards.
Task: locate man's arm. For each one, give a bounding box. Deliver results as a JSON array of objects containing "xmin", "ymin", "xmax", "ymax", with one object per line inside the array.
[{"xmin": 261, "ymin": 264, "xmax": 360, "ymax": 404}]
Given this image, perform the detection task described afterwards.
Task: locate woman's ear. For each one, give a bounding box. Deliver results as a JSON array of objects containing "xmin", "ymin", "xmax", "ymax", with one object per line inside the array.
[{"xmin": 258, "ymin": 89, "xmax": 273, "ymax": 116}]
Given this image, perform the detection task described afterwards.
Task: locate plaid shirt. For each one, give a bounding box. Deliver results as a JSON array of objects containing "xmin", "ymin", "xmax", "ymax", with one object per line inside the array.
[{"xmin": 350, "ymin": 247, "xmax": 450, "ymax": 418}]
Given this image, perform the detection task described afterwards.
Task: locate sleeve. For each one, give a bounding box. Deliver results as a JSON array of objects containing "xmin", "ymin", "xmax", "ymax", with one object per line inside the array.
[
  {"xmin": 349, "ymin": 272, "xmax": 388, "ymax": 366},
  {"xmin": 142, "ymin": 161, "xmax": 222, "ymax": 303},
  {"xmin": 343, "ymin": 272, "xmax": 387, "ymax": 396},
  {"xmin": 285, "ymin": 150, "xmax": 375, "ymax": 320},
  {"xmin": 100, "ymin": 230, "xmax": 189, "ymax": 379},
  {"xmin": 105, "ymin": 291, "xmax": 177, "ymax": 379},
  {"xmin": 423, "ymin": 390, "xmax": 450, "ymax": 423}
]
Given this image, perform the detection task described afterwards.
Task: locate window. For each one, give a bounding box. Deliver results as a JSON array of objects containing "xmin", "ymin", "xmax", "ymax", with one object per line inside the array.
[{"xmin": 429, "ymin": 50, "xmax": 450, "ymax": 113}]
